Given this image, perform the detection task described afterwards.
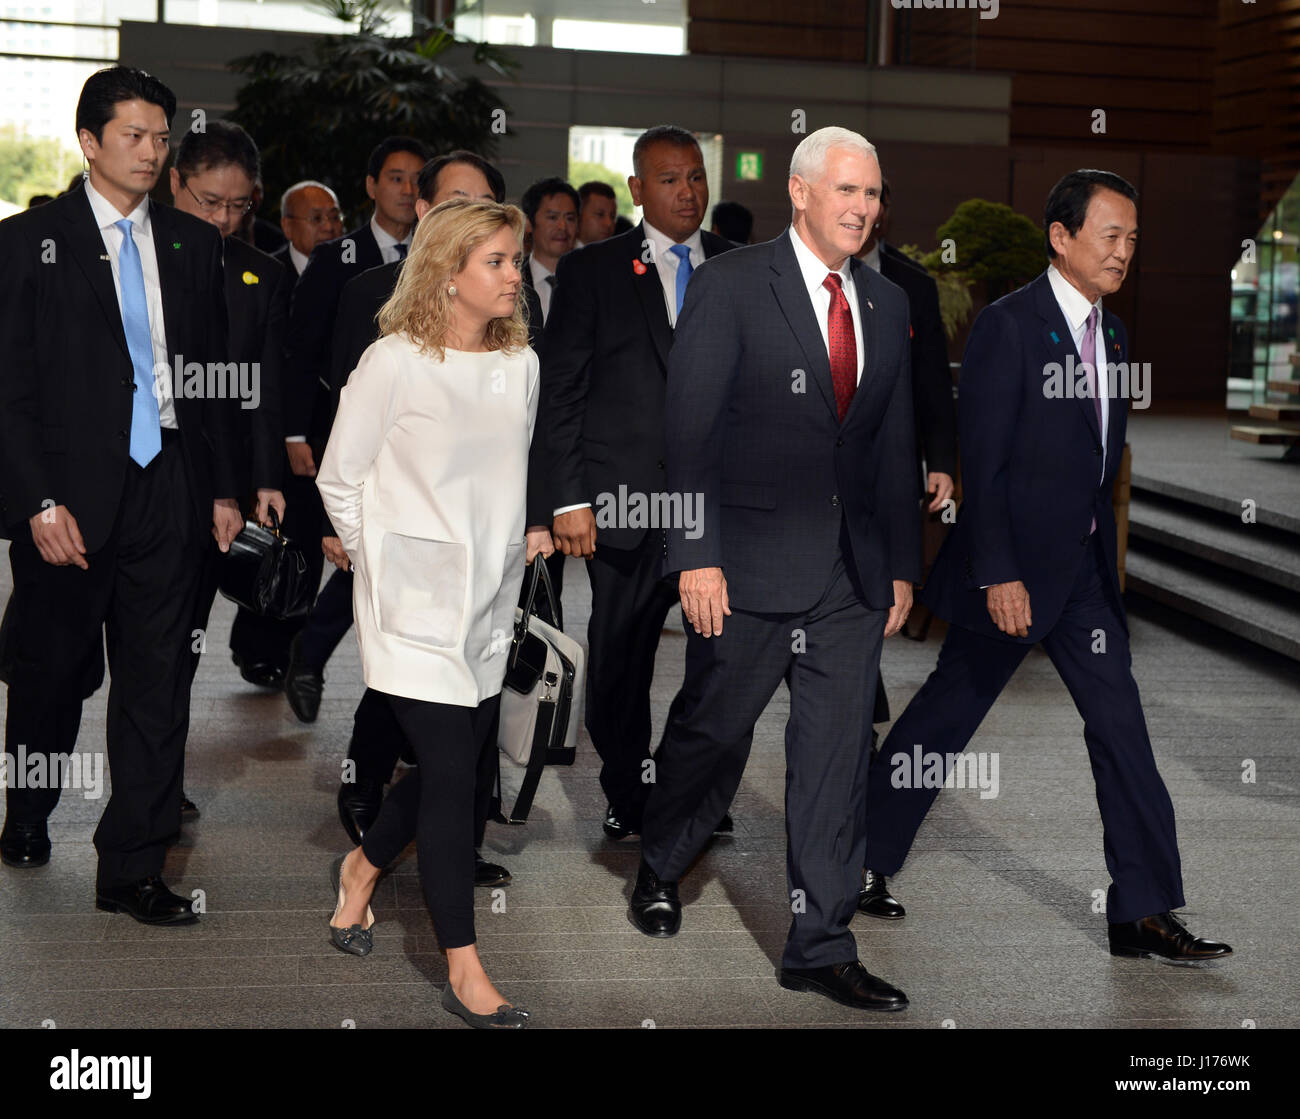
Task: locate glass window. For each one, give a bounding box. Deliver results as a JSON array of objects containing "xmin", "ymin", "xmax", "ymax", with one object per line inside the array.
[
  {"xmin": 163, "ymin": 0, "xmax": 410, "ymax": 33},
  {"xmin": 460, "ymin": 0, "xmax": 685, "ymax": 55}
]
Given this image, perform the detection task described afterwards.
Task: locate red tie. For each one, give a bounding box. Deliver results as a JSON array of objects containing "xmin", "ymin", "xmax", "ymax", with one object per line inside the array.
[{"xmin": 823, "ymin": 273, "xmax": 856, "ymax": 421}]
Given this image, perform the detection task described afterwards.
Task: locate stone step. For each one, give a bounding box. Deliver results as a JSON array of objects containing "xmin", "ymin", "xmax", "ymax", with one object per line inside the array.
[
  {"xmin": 1125, "ymin": 545, "xmax": 1300, "ymax": 663},
  {"xmin": 1229, "ymin": 424, "xmax": 1300, "ymax": 448},
  {"xmin": 1128, "ymin": 494, "xmax": 1300, "ymax": 592},
  {"xmin": 1267, "ymin": 379, "xmax": 1300, "ymax": 395},
  {"xmin": 1249, "ymin": 403, "xmax": 1300, "ymax": 422}
]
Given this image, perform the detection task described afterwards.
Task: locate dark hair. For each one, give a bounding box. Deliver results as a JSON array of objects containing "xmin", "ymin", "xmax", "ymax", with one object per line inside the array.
[
  {"xmin": 417, "ymin": 150, "xmax": 505, "ymax": 204},
  {"xmin": 614, "ymin": 214, "xmax": 633, "ymax": 235},
  {"xmin": 520, "ymin": 177, "xmax": 579, "ymax": 225},
  {"xmin": 632, "ymin": 125, "xmax": 700, "ymax": 179},
  {"xmin": 26, "ymin": 194, "xmax": 54, "ymax": 209},
  {"xmin": 710, "ymin": 200, "xmax": 753, "ymax": 244},
  {"xmin": 1043, "ymin": 169, "xmax": 1138, "ymax": 258},
  {"xmin": 174, "ymin": 119, "xmax": 260, "ymax": 183},
  {"xmin": 75, "ymin": 66, "xmax": 177, "ymax": 145},
  {"xmin": 367, "ymin": 136, "xmax": 434, "ymax": 181},
  {"xmin": 578, "ymin": 180, "xmax": 616, "ymax": 205}
]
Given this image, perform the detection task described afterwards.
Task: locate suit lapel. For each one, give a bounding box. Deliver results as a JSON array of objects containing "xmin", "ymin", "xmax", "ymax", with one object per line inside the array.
[
  {"xmin": 769, "ymin": 231, "xmax": 838, "ymax": 420},
  {"xmin": 629, "ymin": 224, "xmax": 673, "ymax": 373},
  {"xmin": 59, "ymin": 190, "xmax": 129, "ymax": 361},
  {"xmin": 1033, "ymin": 272, "xmax": 1102, "ymax": 447},
  {"xmin": 150, "ymin": 201, "xmax": 184, "ymax": 367},
  {"xmin": 1102, "ymin": 308, "xmax": 1127, "ymax": 465}
]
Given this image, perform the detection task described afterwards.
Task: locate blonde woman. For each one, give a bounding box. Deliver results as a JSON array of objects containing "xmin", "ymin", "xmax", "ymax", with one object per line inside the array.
[{"xmin": 316, "ymin": 198, "xmax": 553, "ymax": 1029}]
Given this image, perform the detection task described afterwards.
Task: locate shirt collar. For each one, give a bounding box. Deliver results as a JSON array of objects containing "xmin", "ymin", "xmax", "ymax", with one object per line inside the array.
[
  {"xmin": 642, "ymin": 218, "xmax": 703, "ymax": 262},
  {"xmin": 369, "ymin": 215, "xmax": 410, "ymax": 256},
  {"xmin": 788, "ymin": 224, "xmax": 851, "ymax": 298},
  {"xmin": 289, "ymin": 244, "xmax": 309, "ymax": 276},
  {"xmin": 528, "ymin": 255, "xmax": 554, "ymax": 287},
  {"xmin": 84, "ymin": 176, "xmax": 151, "ymax": 234},
  {"xmin": 1048, "ymin": 264, "xmax": 1102, "ymax": 332}
]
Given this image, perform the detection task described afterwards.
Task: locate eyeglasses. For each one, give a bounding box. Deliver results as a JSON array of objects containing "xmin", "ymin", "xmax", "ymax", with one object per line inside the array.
[
  {"xmin": 181, "ymin": 177, "xmax": 254, "ymax": 216},
  {"xmin": 285, "ymin": 210, "xmax": 343, "ymax": 227}
]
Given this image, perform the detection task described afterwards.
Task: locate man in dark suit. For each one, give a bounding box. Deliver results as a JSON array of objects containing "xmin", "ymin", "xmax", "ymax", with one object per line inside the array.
[
  {"xmin": 861, "ymin": 170, "xmax": 1231, "ymax": 965},
  {"xmin": 540, "ymin": 125, "xmax": 734, "ymax": 840},
  {"xmin": 519, "ymin": 177, "xmax": 578, "ymax": 327},
  {"xmin": 628, "ymin": 127, "xmax": 920, "ymax": 1013},
  {"xmin": 288, "ymin": 152, "xmax": 524, "ymax": 888},
  {"xmin": 855, "ymin": 180, "xmax": 958, "ymax": 798},
  {"xmin": 232, "ymin": 137, "xmax": 431, "ymax": 687},
  {"xmin": 0, "ymin": 67, "xmax": 243, "ymax": 923},
  {"xmin": 271, "ymin": 180, "xmax": 343, "ymax": 289},
  {"xmin": 168, "ymin": 120, "xmax": 288, "ymax": 666}
]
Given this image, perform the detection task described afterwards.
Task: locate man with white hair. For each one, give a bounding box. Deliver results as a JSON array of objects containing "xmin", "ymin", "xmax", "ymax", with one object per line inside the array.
[
  {"xmin": 273, "ymin": 180, "xmax": 343, "ymax": 285},
  {"xmin": 628, "ymin": 126, "xmax": 921, "ymax": 1012}
]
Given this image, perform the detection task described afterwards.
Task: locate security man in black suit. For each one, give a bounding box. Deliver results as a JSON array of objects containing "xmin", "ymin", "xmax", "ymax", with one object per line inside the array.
[
  {"xmin": 233, "ymin": 136, "xmax": 431, "ymax": 687},
  {"xmin": 167, "ymin": 122, "xmax": 289, "ymax": 689},
  {"xmin": 539, "ymin": 125, "xmax": 734, "ymax": 840},
  {"xmin": 0, "ymin": 67, "xmax": 243, "ymax": 923}
]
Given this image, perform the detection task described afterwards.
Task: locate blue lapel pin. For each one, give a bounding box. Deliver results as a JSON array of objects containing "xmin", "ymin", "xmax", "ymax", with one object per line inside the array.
[{"xmin": 1049, "ymin": 330, "xmax": 1060, "ymax": 344}]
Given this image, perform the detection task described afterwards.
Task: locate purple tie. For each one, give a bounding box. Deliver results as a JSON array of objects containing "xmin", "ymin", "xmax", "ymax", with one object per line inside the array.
[{"xmin": 1083, "ymin": 305, "xmax": 1101, "ymax": 534}]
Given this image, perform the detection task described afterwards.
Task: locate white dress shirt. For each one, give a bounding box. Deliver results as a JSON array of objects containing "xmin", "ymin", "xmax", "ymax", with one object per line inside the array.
[
  {"xmin": 1047, "ymin": 264, "xmax": 1109, "ymax": 479},
  {"xmin": 288, "ymin": 243, "xmax": 309, "ymax": 276},
  {"xmin": 370, "ymin": 215, "xmax": 412, "ymax": 264},
  {"xmin": 529, "ymin": 256, "xmax": 557, "ymax": 323},
  {"xmin": 642, "ymin": 218, "xmax": 704, "ymax": 329},
  {"xmin": 84, "ymin": 178, "xmax": 177, "ymax": 428},
  {"xmin": 788, "ymin": 225, "xmax": 864, "ymax": 382},
  {"xmin": 316, "ymin": 334, "xmax": 540, "ymax": 705}
]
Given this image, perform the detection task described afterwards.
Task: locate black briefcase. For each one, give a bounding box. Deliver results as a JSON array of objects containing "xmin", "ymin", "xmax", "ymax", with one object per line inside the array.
[{"xmin": 217, "ymin": 508, "xmax": 313, "ymax": 620}]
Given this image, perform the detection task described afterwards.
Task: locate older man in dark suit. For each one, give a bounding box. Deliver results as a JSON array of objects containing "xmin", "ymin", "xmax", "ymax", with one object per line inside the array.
[
  {"xmin": 539, "ymin": 125, "xmax": 735, "ymax": 841},
  {"xmin": 861, "ymin": 170, "xmax": 1231, "ymax": 965},
  {"xmin": 0, "ymin": 68, "xmax": 241, "ymax": 921},
  {"xmin": 628, "ymin": 127, "xmax": 920, "ymax": 1013}
]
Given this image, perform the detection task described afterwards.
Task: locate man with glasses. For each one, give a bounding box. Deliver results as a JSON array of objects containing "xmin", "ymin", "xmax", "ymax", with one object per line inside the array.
[
  {"xmin": 274, "ymin": 181, "xmax": 344, "ymax": 289},
  {"xmin": 169, "ymin": 120, "xmax": 289, "ymax": 717}
]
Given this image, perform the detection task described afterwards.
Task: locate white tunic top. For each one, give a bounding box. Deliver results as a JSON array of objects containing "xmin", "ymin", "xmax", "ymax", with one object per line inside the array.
[{"xmin": 316, "ymin": 333, "xmax": 539, "ymax": 706}]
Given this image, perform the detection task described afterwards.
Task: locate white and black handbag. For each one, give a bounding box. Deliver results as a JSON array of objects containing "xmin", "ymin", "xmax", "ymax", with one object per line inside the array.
[{"xmin": 496, "ymin": 558, "xmax": 585, "ymax": 823}]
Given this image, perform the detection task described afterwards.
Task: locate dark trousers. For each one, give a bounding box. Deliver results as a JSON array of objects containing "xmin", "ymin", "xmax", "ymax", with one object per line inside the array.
[
  {"xmin": 585, "ymin": 533, "xmax": 680, "ymax": 817},
  {"xmin": 360, "ymin": 692, "xmax": 501, "ymax": 949},
  {"xmin": 642, "ymin": 555, "xmax": 886, "ymax": 969},
  {"xmin": 865, "ymin": 534, "xmax": 1184, "ymax": 925},
  {"xmin": 296, "ymin": 566, "xmax": 355, "ymax": 672},
  {"xmin": 228, "ymin": 469, "xmax": 325, "ymax": 669},
  {"xmin": 1, "ymin": 436, "xmax": 201, "ymax": 888}
]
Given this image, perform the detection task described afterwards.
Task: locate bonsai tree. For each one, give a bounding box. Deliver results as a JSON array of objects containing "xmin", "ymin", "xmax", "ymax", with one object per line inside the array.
[{"xmin": 228, "ymin": 0, "xmax": 518, "ymax": 224}]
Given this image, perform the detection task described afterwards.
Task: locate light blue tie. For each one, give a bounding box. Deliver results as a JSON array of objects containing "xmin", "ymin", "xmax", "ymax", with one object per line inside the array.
[
  {"xmin": 114, "ymin": 218, "xmax": 161, "ymax": 467},
  {"xmin": 669, "ymin": 243, "xmax": 693, "ymax": 318}
]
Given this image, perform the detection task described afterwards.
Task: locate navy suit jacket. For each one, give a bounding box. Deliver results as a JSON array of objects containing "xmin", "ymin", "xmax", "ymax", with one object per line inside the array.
[
  {"xmin": 663, "ymin": 229, "xmax": 921, "ymax": 614},
  {"xmin": 923, "ymin": 269, "xmax": 1130, "ymax": 642}
]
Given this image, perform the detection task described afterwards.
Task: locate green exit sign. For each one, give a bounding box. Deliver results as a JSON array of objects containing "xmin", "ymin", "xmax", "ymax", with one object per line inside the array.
[{"xmin": 735, "ymin": 151, "xmax": 763, "ymax": 181}]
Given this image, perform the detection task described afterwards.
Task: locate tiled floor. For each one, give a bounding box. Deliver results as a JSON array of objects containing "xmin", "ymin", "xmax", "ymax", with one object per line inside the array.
[{"xmin": 2, "ymin": 545, "xmax": 1295, "ymax": 1030}]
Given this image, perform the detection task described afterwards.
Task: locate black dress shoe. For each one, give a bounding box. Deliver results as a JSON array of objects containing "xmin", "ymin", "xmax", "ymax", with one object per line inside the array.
[
  {"xmin": 338, "ymin": 778, "xmax": 384, "ymax": 846},
  {"xmin": 858, "ymin": 869, "xmax": 905, "ymax": 920},
  {"xmin": 0, "ymin": 821, "xmax": 51, "ymax": 868},
  {"xmin": 180, "ymin": 794, "xmax": 200, "ymax": 821},
  {"xmin": 713, "ymin": 812, "xmax": 734, "ymax": 834},
  {"xmin": 96, "ymin": 876, "xmax": 198, "ymax": 925},
  {"xmin": 779, "ymin": 959, "xmax": 908, "ymax": 1012},
  {"xmin": 603, "ymin": 803, "xmax": 641, "ymax": 840},
  {"xmin": 283, "ymin": 634, "xmax": 324, "ymax": 723},
  {"xmin": 629, "ymin": 858, "xmax": 681, "ymax": 937},
  {"xmin": 1108, "ymin": 911, "xmax": 1232, "ymax": 964},
  {"xmin": 475, "ymin": 854, "xmax": 511, "ymax": 888},
  {"xmin": 232, "ymin": 652, "xmax": 284, "ymax": 689}
]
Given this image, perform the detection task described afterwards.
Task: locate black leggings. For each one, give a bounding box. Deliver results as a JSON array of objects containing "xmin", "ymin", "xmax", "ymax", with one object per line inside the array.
[{"xmin": 359, "ymin": 691, "xmax": 501, "ymax": 950}]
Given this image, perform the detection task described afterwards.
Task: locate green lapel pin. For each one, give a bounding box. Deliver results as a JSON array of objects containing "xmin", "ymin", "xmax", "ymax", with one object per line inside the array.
[{"xmin": 172, "ymin": 241, "xmax": 181, "ymax": 249}]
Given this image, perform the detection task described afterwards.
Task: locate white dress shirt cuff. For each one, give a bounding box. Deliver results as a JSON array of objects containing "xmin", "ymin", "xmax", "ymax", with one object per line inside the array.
[{"xmin": 553, "ymin": 503, "xmax": 592, "ymax": 516}]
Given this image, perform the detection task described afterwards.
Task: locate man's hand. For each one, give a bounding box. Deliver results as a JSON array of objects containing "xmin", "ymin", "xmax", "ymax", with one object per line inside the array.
[
  {"xmin": 679, "ymin": 567, "xmax": 730, "ymax": 638},
  {"xmin": 255, "ymin": 488, "xmax": 286, "ymax": 527},
  {"xmin": 926, "ymin": 471, "xmax": 955, "ymax": 513},
  {"xmin": 212, "ymin": 498, "xmax": 243, "ymax": 553},
  {"xmin": 987, "ymin": 580, "xmax": 1032, "ymax": 637},
  {"xmin": 322, "ymin": 536, "xmax": 350, "ymax": 572},
  {"xmin": 285, "ymin": 441, "xmax": 316, "ymax": 478},
  {"xmin": 553, "ymin": 508, "xmax": 596, "ymax": 558},
  {"xmin": 884, "ymin": 579, "xmax": 913, "ymax": 638},
  {"xmin": 29, "ymin": 505, "xmax": 88, "ymax": 569},
  {"xmin": 525, "ymin": 525, "xmax": 556, "ymax": 565}
]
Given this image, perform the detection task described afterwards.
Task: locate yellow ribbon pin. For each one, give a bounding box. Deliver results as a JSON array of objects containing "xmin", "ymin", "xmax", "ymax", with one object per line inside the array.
[{"xmin": 241, "ymin": 270, "xmax": 259, "ymax": 285}]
